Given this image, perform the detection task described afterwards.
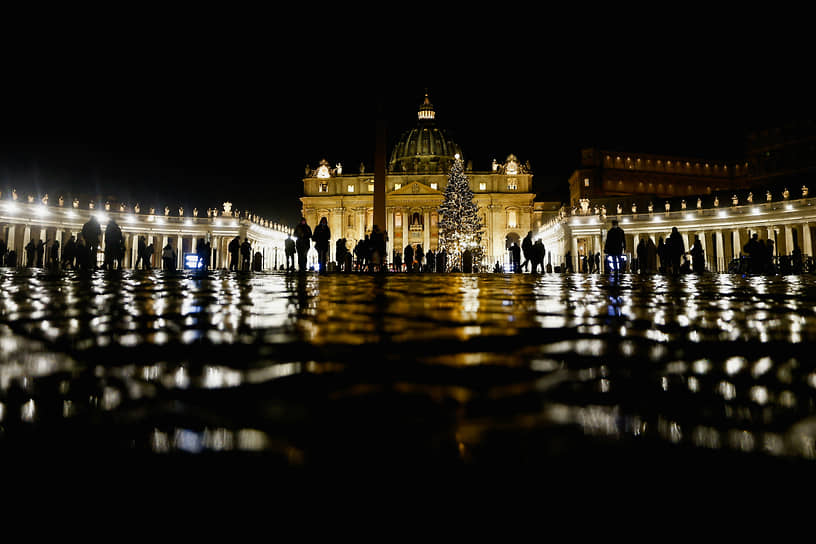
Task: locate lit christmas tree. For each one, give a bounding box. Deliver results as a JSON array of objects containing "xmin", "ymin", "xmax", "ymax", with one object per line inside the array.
[{"xmin": 438, "ymin": 154, "xmax": 484, "ymax": 271}]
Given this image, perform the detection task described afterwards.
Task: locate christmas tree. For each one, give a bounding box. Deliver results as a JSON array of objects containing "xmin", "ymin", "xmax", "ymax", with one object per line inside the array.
[{"xmin": 437, "ymin": 154, "xmax": 484, "ymax": 271}]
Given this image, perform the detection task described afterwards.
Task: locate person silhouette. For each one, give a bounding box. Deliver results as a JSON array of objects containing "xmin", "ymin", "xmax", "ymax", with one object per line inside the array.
[
  {"xmin": 369, "ymin": 225, "xmax": 386, "ymax": 272},
  {"xmin": 162, "ymin": 240, "xmax": 175, "ymax": 270},
  {"xmin": 667, "ymin": 227, "xmax": 685, "ymax": 275},
  {"xmin": 691, "ymin": 235, "xmax": 705, "ymax": 273},
  {"xmin": 636, "ymin": 238, "xmax": 646, "ymax": 274},
  {"xmin": 510, "ymin": 242, "xmax": 521, "ymax": 273},
  {"xmin": 49, "ymin": 239, "xmax": 60, "ymax": 269},
  {"xmin": 144, "ymin": 242, "xmax": 154, "ymax": 270},
  {"xmin": 285, "ymin": 236, "xmax": 296, "ymax": 271},
  {"xmin": 240, "ymin": 238, "xmax": 252, "ymax": 271},
  {"xmin": 293, "ymin": 217, "xmax": 312, "ymax": 272},
  {"xmin": 35, "ymin": 239, "xmax": 44, "ymax": 268},
  {"xmin": 136, "ymin": 236, "xmax": 147, "ymax": 270},
  {"xmin": 604, "ymin": 219, "xmax": 625, "ymax": 273},
  {"xmin": 404, "ymin": 244, "xmax": 414, "ymax": 272},
  {"xmin": 228, "ymin": 236, "xmax": 240, "ymax": 271},
  {"xmin": 335, "ymin": 237, "xmax": 347, "ymax": 272},
  {"xmin": 521, "ymin": 231, "xmax": 533, "ymax": 272},
  {"xmin": 532, "ymin": 239, "xmax": 545, "ymax": 273},
  {"xmin": 657, "ymin": 237, "xmax": 666, "ymax": 273},
  {"xmin": 104, "ymin": 218, "xmax": 123, "ymax": 270},
  {"xmin": 62, "ymin": 235, "xmax": 76, "ymax": 269},
  {"xmin": 312, "ymin": 216, "xmax": 330, "ymax": 272},
  {"xmin": 25, "ymin": 239, "xmax": 35, "ymax": 267},
  {"xmin": 81, "ymin": 216, "xmax": 101, "ymax": 269}
]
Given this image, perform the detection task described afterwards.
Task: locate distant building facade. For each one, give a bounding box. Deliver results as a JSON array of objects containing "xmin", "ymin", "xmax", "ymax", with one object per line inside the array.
[
  {"xmin": 300, "ymin": 93, "xmax": 556, "ymax": 268},
  {"xmin": 568, "ymin": 147, "xmax": 751, "ymax": 208}
]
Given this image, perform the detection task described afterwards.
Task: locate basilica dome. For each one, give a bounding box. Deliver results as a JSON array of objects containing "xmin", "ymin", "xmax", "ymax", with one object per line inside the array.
[{"xmin": 388, "ymin": 93, "xmax": 462, "ymax": 173}]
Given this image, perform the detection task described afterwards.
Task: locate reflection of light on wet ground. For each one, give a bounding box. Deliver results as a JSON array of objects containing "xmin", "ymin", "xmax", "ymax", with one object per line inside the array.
[{"xmin": 3, "ymin": 268, "xmax": 816, "ymax": 467}]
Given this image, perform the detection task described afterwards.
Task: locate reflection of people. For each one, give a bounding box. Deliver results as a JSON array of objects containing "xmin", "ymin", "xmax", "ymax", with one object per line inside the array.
[{"xmin": 604, "ymin": 219, "xmax": 625, "ymax": 273}]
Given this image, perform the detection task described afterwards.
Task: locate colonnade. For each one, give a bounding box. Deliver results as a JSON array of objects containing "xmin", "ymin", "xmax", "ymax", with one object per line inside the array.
[
  {"xmin": 0, "ymin": 200, "xmax": 289, "ymax": 271},
  {"xmin": 538, "ymin": 196, "xmax": 816, "ymax": 273}
]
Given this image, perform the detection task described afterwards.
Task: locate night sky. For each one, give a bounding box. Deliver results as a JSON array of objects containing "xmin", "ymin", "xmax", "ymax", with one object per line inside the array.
[{"xmin": 1, "ymin": 20, "xmax": 811, "ymax": 228}]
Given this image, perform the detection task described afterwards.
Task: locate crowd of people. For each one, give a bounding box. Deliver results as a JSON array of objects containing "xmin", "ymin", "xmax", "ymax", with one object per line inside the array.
[{"xmin": 289, "ymin": 216, "xmax": 390, "ymax": 272}]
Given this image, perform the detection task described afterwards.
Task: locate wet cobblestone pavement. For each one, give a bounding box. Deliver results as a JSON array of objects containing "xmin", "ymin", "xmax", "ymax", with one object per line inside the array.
[{"xmin": 3, "ymin": 267, "xmax": 816, "ymax": 475}]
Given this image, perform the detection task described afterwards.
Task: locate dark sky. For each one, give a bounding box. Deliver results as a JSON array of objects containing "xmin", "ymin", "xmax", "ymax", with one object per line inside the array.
[{"xmin": 1, "ymin": 18, "xmax": 811, "ymax": 228}]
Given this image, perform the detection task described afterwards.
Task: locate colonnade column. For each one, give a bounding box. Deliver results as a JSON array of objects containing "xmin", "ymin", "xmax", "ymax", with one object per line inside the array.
[
  {"xmin": 7, "ymin": 225, "xmax": 16, "ymax": 266},
  {"xmin": 715, "ymin": 230, "xmax": 725, "ymax": 272},
  {"xmin": 803, "ymin": 222, "xmax": 813, "ymax": 257},
  {"xmin": 731, "ymin": 229, "xmax": 741, "ymax": 259},
  {"xmin": 784, "ymin": 225, "xmax": 794, "ymax": 256},
  {"xmin": 22, "ymin": 226, "xmax": 31, "ymax": 266},
  {"xmin": 401, "ymin": 207, "xmax": 409, "ymax": 249},
  {"xmin": 697, "ymin": 231, "xmax": 708, "ymax": 271},
  {"xmin": 386, "ymin": 207, "xmax": 394, "ymax": 263},
  {"xmin": 177, "ymin": 235, "xmax": 182, "ymax": 269},
  {"xmin": 767, "ymin": 227, "xmax": 775, "ymax": 258},
  {"xmin": 422, "ymin": 208, "xmax": 430, "ymax": 252},
  {"xmin": 571, "ymin": 235, "xmax": 579, "ymax": 272}
]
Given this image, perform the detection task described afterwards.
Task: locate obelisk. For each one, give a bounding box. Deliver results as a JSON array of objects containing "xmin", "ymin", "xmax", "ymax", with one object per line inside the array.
[{"xmin": 374, "ymin": 97, "xmax": 387, "ymax": 234}]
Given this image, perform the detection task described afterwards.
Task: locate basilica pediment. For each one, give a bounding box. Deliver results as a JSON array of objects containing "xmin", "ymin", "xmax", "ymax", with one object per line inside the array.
[{"xmin": 390, "ymin": 181, "xmax": 442, "ymax": 196}]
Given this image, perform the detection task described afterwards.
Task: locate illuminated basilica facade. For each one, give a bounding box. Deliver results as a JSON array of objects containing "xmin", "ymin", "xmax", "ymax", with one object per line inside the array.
[{"xmin": 300, "ymin": 93, "xmax": 548, "ymax": 268}]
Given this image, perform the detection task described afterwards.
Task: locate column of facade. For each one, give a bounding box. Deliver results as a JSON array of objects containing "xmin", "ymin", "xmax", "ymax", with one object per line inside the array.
[
  {"xmin": 715, "ymin": 230, "xmax": 725, "ymax": 272},
  {"xmin": 401, "ymin": 207, "xmax": 409, "ymax": 249},
  {"xmin": 731, "ymin": 229, "xmax": 740, "ymax": 259},
  {"xmin": 386, "ymin": 207, "xmax": 394, "ymax": 262},
  {"xmin": 422, "ymin": 208, "xmax": 430, "ymax": 252},
  {"xmin": 131, "ymin": 234, "xmax": 139, "ymax": 268},
  {"xmin": 22, "ymin": 226, "xmax": 31, "ymax": 266},
  {"xmin": 766, "ymin": 227, "xmax": 775, "ymax": 258},
  {"xmin": 803, "ymin": 222, "xmax": 813, "ymax": 257},
  {"xmin": 357, "ymin": 208, "xmax": 366, "ymax": 242},
  {"xmin": 331, "ymin": 208, "xmax": 344, "ymax": 264},
  {"xmin": 697, "ymin": 230, "xmax": 708, "ymax": 271},
  {"xmin": 681, "ymin": 232, "xmax": 689, "ymax": 256},
  {"xmin": 177, "ymin": 234, "xmax": 183, "ymax": 269},
  {"xmin": 55, "ymin": 228, "xmax": 63, "ymax": 264},
  {"xmin": 784, "ymin": 225, "xmax": 794, "ymax": 256},
  {"xmin": 571, "ymin": 235, "xmax": 579, "ymax": 272}
]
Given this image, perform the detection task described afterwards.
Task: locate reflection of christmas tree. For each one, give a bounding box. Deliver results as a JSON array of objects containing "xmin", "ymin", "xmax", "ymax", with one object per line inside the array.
[{"xmin": 438, "ymin": 154, "xmax": 484, "ymax": 271}]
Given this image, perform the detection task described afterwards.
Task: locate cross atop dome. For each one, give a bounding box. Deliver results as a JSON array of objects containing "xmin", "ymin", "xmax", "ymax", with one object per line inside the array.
[{"xmin": 417, "ymin": 90, "xmax": 435, "ymax": 121}]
